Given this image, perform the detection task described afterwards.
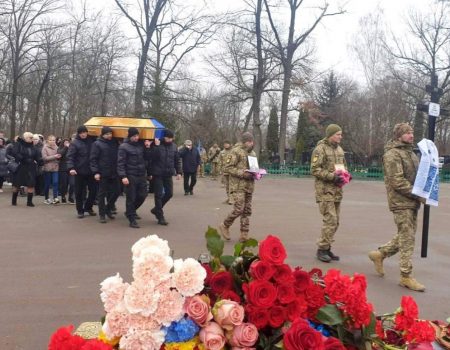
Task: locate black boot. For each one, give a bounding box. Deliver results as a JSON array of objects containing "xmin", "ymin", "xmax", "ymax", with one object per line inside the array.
[
  {"xmin": 12, "ymin": 192, "xmax": 18, "ymax": 206},
  {"xmin": 129, "ymin": 219, "xmax": 140, "ymax": 228},
  {"xmin": 316, "ymin": 249, "xmax": 331, "ymax": 263},
  {"xmin": 327, "ymin": 249, "xmax": 340, "ymax": 261},
  {"xmin": 158, "ymin": 217, "xmax": 168, "ymax": 226},
  {"xmin": 27, "ymin": 193, "xmax": 35, "ymax": 207}
]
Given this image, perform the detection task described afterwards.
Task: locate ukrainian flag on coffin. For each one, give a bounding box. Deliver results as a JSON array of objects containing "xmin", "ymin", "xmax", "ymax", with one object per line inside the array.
[{"xmin": 84, "ymin": 116, "xmax": 166, "ymax": 140}]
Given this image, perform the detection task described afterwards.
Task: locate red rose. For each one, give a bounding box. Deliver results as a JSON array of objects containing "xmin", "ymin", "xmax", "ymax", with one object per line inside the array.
[
  {"xmin": 286, "ymin": 297, "xmax": 307, "ymax": 321},
  {"xmin": 249, "ymin": 260, "xmax": 275, "ymax": 281},
  {"xmin": 277, "ymin": 283, "xmax": 296, "ymax": 304},
  {"xmin": 220, "ymin": 290, "xmax": 241, "ymax": 303},
  {"xmin": 258, "ymin": 235, "xmax": 287, "ymax": 266},
  {"xmin": 210, "ymin": 271, "xmax": 234, "ymax": 295},
  {"xmin": 245, "ymin": 280, "xmax": 277, "ymax": 308},
  {"xmin": 323, "ymin": 337, "xmax": 346, "ymax": 350},
  {"xmin": 268, "ymin": 305, "xmax": 286, "ymax": 328},
  {"xmin": 245, "ymin": 305, "xmax": 269, "ymax": 329},
  {"xmin": 293, "ymin": 268, "xmax": 311, "ymax": 294},
  {"xmin": 273, "ymin": 264, "xmax": 295, "ymax": 284},
  {"xmin": 283, "ymin": 318, "xmax": 324, "ymax": 350},
  {"xmin": 202, "ymin": 263, "xmax": 213, "ymax": 285}
]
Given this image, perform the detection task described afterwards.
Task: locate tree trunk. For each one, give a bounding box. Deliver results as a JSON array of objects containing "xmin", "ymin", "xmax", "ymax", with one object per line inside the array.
[
  {"xmin": 134, "ymin": 41, "xmax": 150, "ymax": 117},
  {"xmin": 278, "ymin": 63, "xmax": 292, "ymax": 164}
]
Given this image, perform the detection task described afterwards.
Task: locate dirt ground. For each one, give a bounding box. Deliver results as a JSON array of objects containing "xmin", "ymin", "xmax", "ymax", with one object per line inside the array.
[{"xmin": 0, "ymin": 176, "xmax": 449, "ymax": 349}]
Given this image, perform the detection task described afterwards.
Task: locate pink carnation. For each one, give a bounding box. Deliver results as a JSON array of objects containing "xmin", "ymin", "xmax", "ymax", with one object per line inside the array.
[
  {"xmin": 124, "ymin": 281, "xmax": 160, "ymax": 316},
  {"xmin": 127, "ymin": 314, "xmax": 160, "ymax": 331},
  {"xmin": 131, "ymin": 235, "xmax": 170, "ymax": 259},
  {"xmin": 153, "ymin": 288, "xmax": 185, "ymax": 326},
  {"xmin": 132, "ymin": 250, "xmax": 173, "ymax": 285},
  {"xmin": 172, "ymin": 258, "xmax": 206, "ymax": 297},
  {"xmin": 102, "ymin": 310, "xmax": 130, "ymax": 339},
  {"xmin": 100, "ymin": 273, "xmax": 129, "ymax": 313},
  {"xmin": 119, "ymin": 329, "xmax": 165, "ymax": 350}
]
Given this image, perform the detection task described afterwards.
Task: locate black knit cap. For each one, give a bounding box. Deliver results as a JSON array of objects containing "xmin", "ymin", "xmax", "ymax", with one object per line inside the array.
[
  {"xmin": 128, "ymin": 127, "xmax": 139, "ymax": 138},
  {"xmin": 101, "ymin": 126, "xmax": 113, "ymax": 136},
  {"xmin": 164, "ymin": 129, "xmax": 174, "ymax": 138},
  {"xmin": 77, "ymin": 125, "xmax": 88, "ymax": 134}
]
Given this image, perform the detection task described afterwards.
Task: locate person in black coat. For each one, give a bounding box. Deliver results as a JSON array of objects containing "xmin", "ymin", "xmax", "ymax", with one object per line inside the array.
[
  {"xmin": 8, "ymin": 132, "xmax": 43, "ymax": 206},
  {"xmin": 117, "ymin": 127, "xmax": 150, "ymax": 228},
  {"xmin": 57, "ymin": 138, "xmax": 74, "ymax": 203},
  {"xmin": 149, "ymin": 129, "xmax": 182, "ymax": 225},
  {"xmin": 90, "ymin": 126, "xmax": 120, "ymax": 223},
  {"xmin": 179, "ymin": 139, "xmax": 201, "ymax": 195},
  {"xmin": 67, "ymin": 125, "xmax": 97, "ymax": 218}
]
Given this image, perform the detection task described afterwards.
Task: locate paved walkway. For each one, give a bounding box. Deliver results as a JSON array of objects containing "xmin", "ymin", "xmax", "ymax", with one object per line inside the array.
[{"xmin": 0, "ymin": 177, "xmax": 449, "ymax": 349}]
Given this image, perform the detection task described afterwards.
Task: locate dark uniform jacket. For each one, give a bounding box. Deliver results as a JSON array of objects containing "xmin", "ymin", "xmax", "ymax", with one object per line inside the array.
[
  {"xmin": 150, "ymin": 141, "xmax": 181, "ymax": 177},
  {"xmin": 66, "ymin": 136, "xmax": 94, "ymax": 176},
  {"xmin": 117, "ymin": 139, "xmax": 149, "ymax": 178},
  {"xmin": 90, "ymin": 138, "xmax": 119, "ymax": 178},
  {"xmin": 383, "ymin": 140, "xmax": 421, "ymax": 212},
  {"xmin": 179, "ymin": 147, "xmax": 201, "ymax": 174},
  {"xmin": 311, "ymin": 138, "xmax": 346, "ymax": 203}
]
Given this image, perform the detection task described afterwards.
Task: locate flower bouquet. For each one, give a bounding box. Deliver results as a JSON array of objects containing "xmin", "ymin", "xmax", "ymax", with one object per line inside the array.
[{"xmin": 49, "ymin": 228, "xmax": 446, "ymax": 350}]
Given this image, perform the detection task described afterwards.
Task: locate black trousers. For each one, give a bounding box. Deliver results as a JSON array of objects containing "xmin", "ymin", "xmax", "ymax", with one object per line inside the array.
[
  {"xmin": 75, "ymin": 174, "xmax": 97, "ymax": 214},
  {"xmin": 98, "ymin": 177, "xmax": 120, "ymax": 216},
  {"xmin": 183, "ymin": 172, "xmax": 197, "ymax": 193},
  {"xmin": 153, "ymin": 176, "xmax": 173, "ymax": 218},
  {"xmin": 59, "ymin": 172, "xmax": 75, "ymax": 199},
  {"xmin": 125, "ymin": 175, "xmax": 148, "ymax": 220}
]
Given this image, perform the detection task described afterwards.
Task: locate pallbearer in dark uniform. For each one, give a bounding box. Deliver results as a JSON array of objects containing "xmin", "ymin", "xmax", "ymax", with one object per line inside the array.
[
  {"xmin": 117, "ymin": 127, "xmax": 150, "ymax": 229},
  {"xmin": 90, "ymin": 126, "xmax": 120, "ymax": 223}
]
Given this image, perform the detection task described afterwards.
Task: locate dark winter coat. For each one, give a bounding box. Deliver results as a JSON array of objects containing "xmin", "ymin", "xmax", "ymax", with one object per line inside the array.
[
  {"xmin": 149, "ymin": 141, "xmax": 181, "ymax": 177},
  {"xmin": 179, "ymin": 146, "xmax": 201, "ymax": 174},
  {"xmin": 117, "ymin": 139, "xmax": 149, "ymax": 178},
  {"xmin": 57, "ymin": 145, "xmax": 69, "ymax": 172},
  {"xmin": 8, "ymin": 138, "xmax": 43, "ymax": 187},
  {"xmin": 0, "ymin": 146, "xmax": 8, "ymax": 177},
  {"xmin": 90, "ymin": 138, "xmax": 119, "ymax": 178},
  {"xmin": 66, "ymin": 136, "xmax": 94, "ymax": 176}
]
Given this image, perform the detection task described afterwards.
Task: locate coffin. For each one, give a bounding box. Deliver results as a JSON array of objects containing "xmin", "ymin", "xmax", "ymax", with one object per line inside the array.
[{"xmin": 84, "ymin": 116, "xmax": 165, "ymax": 139}]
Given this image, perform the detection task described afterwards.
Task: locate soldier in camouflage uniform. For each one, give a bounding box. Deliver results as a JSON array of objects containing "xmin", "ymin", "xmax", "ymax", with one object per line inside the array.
[
  {"xmin": 218, "ymin": 133, "xmax": 255, "ymax": 242},
  {"xmin": 219, "ymin": 140, "xmax": 233, "ymax": 204},
  {"xmin": 198, "ymin": 146, "xmax": 207, "ymax": 177},
  {"xmin": 311, "ymin": 124, "xmax": 347, "ymax": 263},
  {"xmin": 368, "ymin": 123, "xmax": 425, "ymax": 292},
  {"xmin": 208, "ymin": 143, "xmax": 221, "ymax": 180}
]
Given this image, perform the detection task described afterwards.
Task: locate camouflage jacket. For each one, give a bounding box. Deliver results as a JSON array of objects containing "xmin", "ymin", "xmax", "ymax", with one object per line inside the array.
[
  {"xmin": 218, "ymin": 148, "xmax": 232, "ymax": 173},
  {"xmin": 208, "ymin": 146, "xmax": 221, "ymax": 163},
  {"xmin": 383, "ymin": 140, "xmax": 420, "ymax": 211},
  {"xmin": 199, "ymin": 148, "xmax": 207, "ymax": 163},
  {"xmin": 224, "ymin": 143, "xmax": 255, "ymax": 193},
  {"xmin": 311, "ymin": 138, "xmax": 346, "ymax": 202}
]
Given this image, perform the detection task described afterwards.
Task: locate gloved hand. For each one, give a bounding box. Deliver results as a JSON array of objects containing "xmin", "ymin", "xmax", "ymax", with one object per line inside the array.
[
  {"xmin": 243, "ymin": 171, "xmax": 253, "ymax": 180},
  {"xmin": 334, "ymin": 173, "xmax": 345, "ymax": 185}
]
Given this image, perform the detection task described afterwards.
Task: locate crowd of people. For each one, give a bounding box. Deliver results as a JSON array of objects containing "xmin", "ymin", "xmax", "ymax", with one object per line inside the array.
[{"xmin": 0, "ymin": 122, "xmax": 428, "ymax": 293}]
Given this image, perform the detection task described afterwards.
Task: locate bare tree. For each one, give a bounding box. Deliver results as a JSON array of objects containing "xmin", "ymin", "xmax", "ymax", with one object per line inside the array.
[
  {"xmin": 264, "ymin": 0, "xmax": 344, "ymax": 162},
  {"xmin": 0, "ymin": 0, "xmax": 60, "ymax": 137},
  {"xmin": 114, "ymin": 0, "xmax": 169, "ymax": 117}
]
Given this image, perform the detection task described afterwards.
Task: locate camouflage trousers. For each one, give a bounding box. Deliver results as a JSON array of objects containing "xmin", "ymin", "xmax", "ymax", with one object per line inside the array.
[
  {"xmin": 379, "ymin": 209, "xmax": 418, "ymax": 277},
  {"xmin": 223, "ymin": 191, "xmax": 252, "ymax": 232},
  {"xmin": 317, "ymin": 201, "xmax": 341, "ymax": 250},
  {"xmin": 198, "ymin": 164, "xmax": 205, "ymax": 177},
  {"xmin": 222, "ymin": 174, "xmax": 231, "ymax": 202},
  {"xmin": 211, "ymin": 163, "xmax": 219, "ymax": 179}
]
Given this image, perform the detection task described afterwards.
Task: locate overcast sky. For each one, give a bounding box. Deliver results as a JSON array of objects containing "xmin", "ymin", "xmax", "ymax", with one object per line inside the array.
[{"xmin": 88, "ymin": 0, "xmax": 428, "ymax": 84}]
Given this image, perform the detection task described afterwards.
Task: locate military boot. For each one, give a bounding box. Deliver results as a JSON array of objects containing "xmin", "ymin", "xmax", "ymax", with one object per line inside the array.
[
  {"xmin": 368, "ymin": 250, "xmax": 385, "ymax": 277},
  {"xmin": 239, "ymin": 231, "xmax": 249, "ymax": 243},
  {"xmin": 218, "ymin": 223, "xmax": 231, "ymax": 241},
  {"xmin": 327, "ymin": 249, "xmax": 340, "ymax": 261},
  {"xmin": 316, "ymin": 249, "xmax": 331, "ymax": 263},
  {"xmin": 399, "ymin": 276, "xmax": 425, "ymax": 292}
]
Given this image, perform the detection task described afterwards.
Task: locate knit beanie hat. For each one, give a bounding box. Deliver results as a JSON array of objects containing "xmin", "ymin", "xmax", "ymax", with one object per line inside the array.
[
  {"xmin": 164, "ymin": 129, "xmax": 174, "ymax": 138},
  {"xmin": 325, "ymin": 124, "xmax": 342, "ymax": 138},
  {"xmin": 101, "ymin": 126, "xmax": 113, "ymax": 136},
  {"xmin": 128, "ymin": 127, "xmax": 139, "ymax": 138},
  {"xmin": 241, "ymin": 132, "xmax": 254, "ymax": 143},
  {"xmin": 77, "ymin": 125, "xmax": 88, "ymax": 134},
  {"xmin": 393, "ymin": 123, "xmax": 413, "ymax": 139}
]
